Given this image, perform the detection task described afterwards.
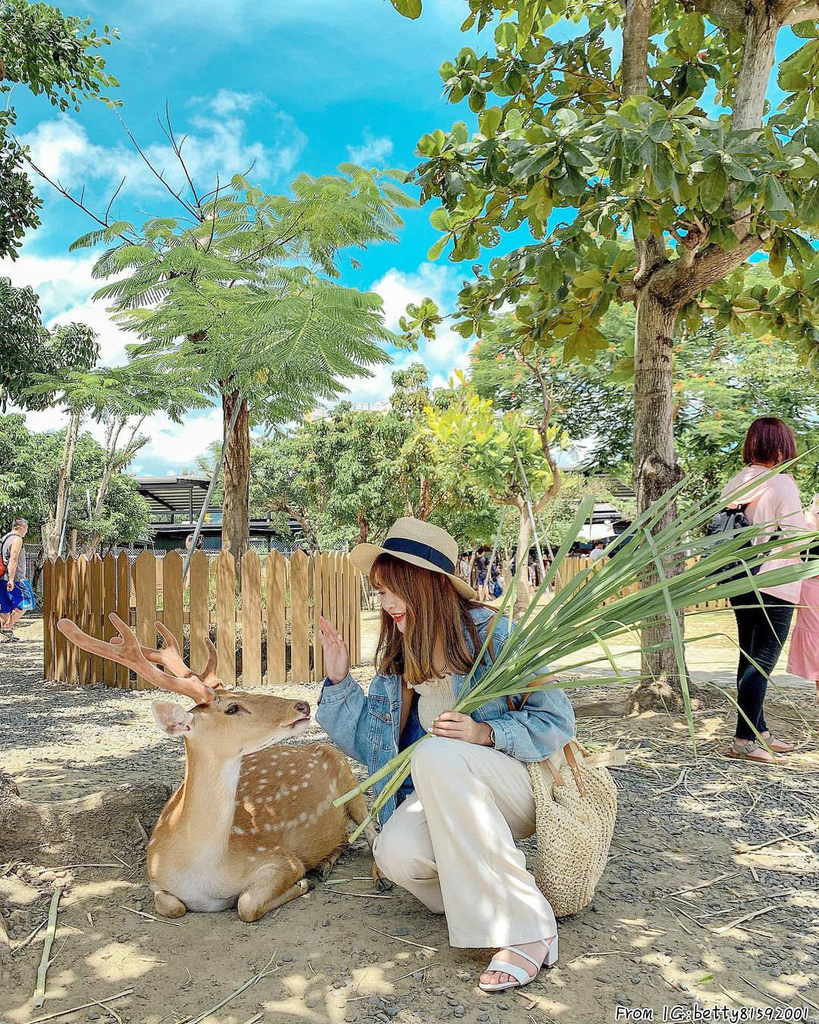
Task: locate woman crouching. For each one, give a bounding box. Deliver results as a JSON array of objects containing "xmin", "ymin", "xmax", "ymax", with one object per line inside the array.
[{"xmin": 316, "ymin": 517, "xmax": 576, "ymax": 992}]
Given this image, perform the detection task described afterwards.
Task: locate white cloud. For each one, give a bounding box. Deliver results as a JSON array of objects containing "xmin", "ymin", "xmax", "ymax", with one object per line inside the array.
[
  {"xmin": 346, "ymin": 130, "xmax": 394, "ymax": 166},
  {"xmin": 21, "ymin": 101, "xmax": 306, "ymax": 206},
  {"xmin": 189, "ymin": 89, "xmax": 263, "ymax": 116},
  {"xmin": 372, "ymin": 262, "xmax": 462, "ymax": 333},
  {"xmin": 134, "ymin": 406, "xmax": 223, "ymax": 475},
  {"xmin": 370, "ymin": 262, "xmax": 471, "ymax": 377},
  {"xmin": 320, "ymin": 262, "xmax": 472, "ymax": 408},
  {"xmin": 0, "ymin": 251, "xmax": 132, "ymax": 365}
]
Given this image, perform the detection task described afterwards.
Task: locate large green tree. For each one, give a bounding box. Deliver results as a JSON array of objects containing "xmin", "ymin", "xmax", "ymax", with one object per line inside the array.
[
  {"xmin": 75, "ymin": 165, "xmax": 414, "ymax": 562},
  {"xmin": 0, "ymin": 279, "xmax": 99, "ymax": 411},
  {"xmin": 248, "ymin": 364, "xmax": 498, "ymax": 551},
  {"xmin": 675, "ymin": 326, "xmax": 819, "ymax": 494},
  {"xmin": 427, "ymin": 381, "xmax": 564, "ymax": 616},
  {"xmin": 0, "ymin": 0, "xmax": 118, "ymax": 259},
  {"xmin": 469, "ymin": 311, "xmax": 633, "ymax": 472},
  {"xmin": 26, "ymin": 355, "xmax": 204, "ymax": 556},
  {"xmin": 0, "ymin": 413, "xmax": 151, "ymax": 554},
  {"xmin": 392, "ymin": 0, "xmax": 819, "ymax": 688}
]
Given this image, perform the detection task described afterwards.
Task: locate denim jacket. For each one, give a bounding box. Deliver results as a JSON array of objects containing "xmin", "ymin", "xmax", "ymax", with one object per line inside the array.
[{"xmin": 316, "ymin": 606, "xmax": 576, "ymax": 825}]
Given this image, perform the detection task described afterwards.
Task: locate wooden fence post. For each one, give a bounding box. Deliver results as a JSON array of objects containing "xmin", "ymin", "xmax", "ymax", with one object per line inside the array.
[
  {"xmin": 290, "ymin": 550, "xmax": 309, "ymax": 683},
  {"xmin": 53, "ymin": 558, "xmax": 66, "ymax": 682},
  {"xmin": 42, "ymin": 559, "xmax": 53, "ymax": 680},
  {"xmin": 102, "ymin": 554, "xmax": 116, "ymax": 686},
  {"xmin": 344, "ymin": 555, "xmax": 354, "ymax": 663},
  {"xmin": 312, "ymin": 552, "xmax": 324, "ymax": 681},
  {"xmin": 266, "ymin": 551, "xmax": 286, "ymax": 686},
  {"xmin": 133, "ymin": 550, "xmax": 157, "ymax": 689},
  {"xmin": 89, "ymin": 554, "xmax": 104, "ymax": 683},
  {"xmin": 354, "ymin": 569, "xmax": 361, "ymax": 665},
  {"xmin": 163, "ymin": 550, "xmax": 184, "ymax": 652},
  {"xmin": 189, "ymin": 549, "xmax": 210, "ymax": 675},
  {"xmin": 75, "ymin": 555, "xmax": 90, "ymax": 684},
  {"xmin": 216, "ymin": 550, "xmax": 236, "ymax": 686},
  {"xmin": 115, "ymin": 553, "xmax": 130, "ymax": 687},
  {"xmin": 66, "ymin": 558, "xmax": 79, "ymax": 682},
  {"xmin": 241, "ymin": 549, "xmax": 261, "ymax": 685}
]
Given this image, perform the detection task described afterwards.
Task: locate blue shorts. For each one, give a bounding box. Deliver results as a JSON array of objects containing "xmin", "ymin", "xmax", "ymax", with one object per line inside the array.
[{"xmin": 0, "ymin": 579, "xmax": 35, "ymax": 613}]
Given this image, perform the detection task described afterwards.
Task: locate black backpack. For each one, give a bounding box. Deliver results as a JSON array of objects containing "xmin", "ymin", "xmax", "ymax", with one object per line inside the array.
[{"xmin": 705, "ymin": 505, "xmax": 764, "ymax": 582}]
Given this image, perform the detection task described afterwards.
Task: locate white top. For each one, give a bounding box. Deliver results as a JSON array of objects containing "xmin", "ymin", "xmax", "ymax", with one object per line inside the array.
[{"xmin": 409, "ymin": 675, "xmax": 456, "ymax": 732}]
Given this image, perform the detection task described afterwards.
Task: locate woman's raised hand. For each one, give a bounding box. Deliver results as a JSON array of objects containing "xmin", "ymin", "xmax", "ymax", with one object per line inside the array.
[{"xmin": 318, "ymin": 616, "xmax": 350, "ymax": 684}]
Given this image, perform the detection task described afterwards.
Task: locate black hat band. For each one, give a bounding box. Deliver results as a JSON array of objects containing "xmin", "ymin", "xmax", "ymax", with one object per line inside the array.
[{"xmin": 382, "ymin": 537, "xmax": 455, "ymax": 575}]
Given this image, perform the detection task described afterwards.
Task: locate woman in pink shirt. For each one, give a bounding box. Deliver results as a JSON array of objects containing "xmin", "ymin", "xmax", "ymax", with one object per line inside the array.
[
  {"xmin": 721, "ymin": 417, "xmax": 808, "ymax": 763},
  {"xmin": 787, "ymin": 494, "xmax": 819, "ymax": 701}
]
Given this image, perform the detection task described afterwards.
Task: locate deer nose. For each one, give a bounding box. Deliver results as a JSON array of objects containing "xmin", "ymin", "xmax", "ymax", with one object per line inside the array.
[{"xmin": 294, "ymin": 701, "xmax": 310, "ymax": 717}]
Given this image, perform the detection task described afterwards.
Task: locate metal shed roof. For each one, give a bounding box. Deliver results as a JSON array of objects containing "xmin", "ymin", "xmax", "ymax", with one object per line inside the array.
[{"xmin": 136, "ymin": 476, "xmax": 214, "ymax": 520}]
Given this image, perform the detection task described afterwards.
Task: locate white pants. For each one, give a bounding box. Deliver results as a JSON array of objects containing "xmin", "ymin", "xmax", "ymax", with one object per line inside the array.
[{"xmin": 372, "ymin": 737, "xmax": 557, "ymax": 948}]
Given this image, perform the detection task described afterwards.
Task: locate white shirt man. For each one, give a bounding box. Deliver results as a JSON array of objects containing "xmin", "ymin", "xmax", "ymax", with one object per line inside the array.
[{"xmin": 1, "ymin": 518, "xmax": 30, "ymax": 640}]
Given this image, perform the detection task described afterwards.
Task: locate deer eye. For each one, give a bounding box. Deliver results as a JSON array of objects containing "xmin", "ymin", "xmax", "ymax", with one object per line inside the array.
[{"xmin": 224, "ymin": 703, "xmax": 244, "ymax": 715}]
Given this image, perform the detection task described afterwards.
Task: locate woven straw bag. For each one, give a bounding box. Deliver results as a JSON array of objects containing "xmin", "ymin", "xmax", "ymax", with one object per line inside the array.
[
  {"xmin": 523, "ymin": 739, "xmax": 618, "ymax": 918},
  {"xmin": 485, "ymin": 616, "xmax": 618, "ymax": 917}
]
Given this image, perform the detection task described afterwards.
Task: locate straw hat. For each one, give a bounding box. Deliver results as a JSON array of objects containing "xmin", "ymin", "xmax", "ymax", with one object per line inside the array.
[{"xmin": 350, "ymin": 517, "xmax": 478, "ymax": 600}]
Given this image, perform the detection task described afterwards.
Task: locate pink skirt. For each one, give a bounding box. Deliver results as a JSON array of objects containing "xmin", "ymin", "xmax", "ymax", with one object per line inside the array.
[{"xmin": 787, "ymin": 576, "xmax": 819, "ymax": 680}]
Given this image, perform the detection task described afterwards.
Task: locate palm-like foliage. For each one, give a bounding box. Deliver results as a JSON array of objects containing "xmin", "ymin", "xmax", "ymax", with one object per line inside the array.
[
  {"xmin": 336, "ymin": 467, "xmax": 819, "ymax": 840},
  {"xmin": 71, "ymin": 166, "xmax": 416, "ymax": 555}
]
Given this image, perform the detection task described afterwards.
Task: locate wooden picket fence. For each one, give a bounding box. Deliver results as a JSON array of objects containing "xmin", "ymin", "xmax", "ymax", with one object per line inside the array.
[
  {"xmin": 552, "ymin": 556, "xmax": 729, "ymax": 611},
  {"xmin": 42, "ymin": 549, "xmax": 362, "ymax": 689}
]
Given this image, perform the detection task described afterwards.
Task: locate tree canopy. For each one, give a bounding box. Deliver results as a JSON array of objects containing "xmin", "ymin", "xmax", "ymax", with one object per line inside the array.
[
  {"xmin": 0, "ymin": 0, "xmax": 119, "ymax": 259},
  {"xmin": 0, "ymin": 283, "xmax": 100, "ymax": 411}
]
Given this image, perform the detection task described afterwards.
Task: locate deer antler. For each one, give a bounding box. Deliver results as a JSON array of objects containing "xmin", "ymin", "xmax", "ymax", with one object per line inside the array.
[
  {"xmin": 140, "ymin": 622, "xmax": 221, "ymax": 690},
  {"xmin": 57, "ymin": 613, "xmax": 216, "ymax": 705}
]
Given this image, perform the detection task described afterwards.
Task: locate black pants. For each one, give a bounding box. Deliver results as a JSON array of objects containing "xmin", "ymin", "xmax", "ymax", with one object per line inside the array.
[{"xmin": 729, "ymin": 592, "xmax": 794, "ymax": 740}]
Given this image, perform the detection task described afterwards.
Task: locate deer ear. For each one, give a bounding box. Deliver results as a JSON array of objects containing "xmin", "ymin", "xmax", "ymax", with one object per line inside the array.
[{"xmin": 152, "ymin": 701, "xmax": 194, "ymax": 736}]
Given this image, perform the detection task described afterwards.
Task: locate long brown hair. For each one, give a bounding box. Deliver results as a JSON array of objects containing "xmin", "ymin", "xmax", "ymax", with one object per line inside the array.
[{"xmin": 369, "ymin": 554, "xmax": 483, "ymax": 685}]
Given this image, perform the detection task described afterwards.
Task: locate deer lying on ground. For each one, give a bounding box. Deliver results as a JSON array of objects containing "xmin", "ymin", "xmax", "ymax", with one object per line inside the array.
[{"xmin": 57, "ymin": 613, "xmax": 383, "ymax": 922}]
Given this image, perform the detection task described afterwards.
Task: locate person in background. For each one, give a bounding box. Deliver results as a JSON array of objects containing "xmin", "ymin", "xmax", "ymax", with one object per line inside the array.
[
  {"xmin": 590, "ymin": 541, "xmax": 606, "ymax": 562},
  {"xmin": 0, "ymin": 518, "xmax": 34, "ymax": 641},
  {"xmin": 787, "ymin": 494, "xmax": 819, "ymax": 702},
  {"xmin": 721, "ymin": 417, "xmax": 808, "ymax": 763},
  {"xmin": 184, "ymin": 533, "xmax": 205, "ymax": 553},
  {"xmin": 474, "ymin": 545, "xmax": 489, "ymax": 602},
  {"xmin": 458, "ymin": 551, "xmax": 470, "ymax": 583},
  {"xmin": 527, "ymin": 553, "xmax": 537, "ymax": 593}
]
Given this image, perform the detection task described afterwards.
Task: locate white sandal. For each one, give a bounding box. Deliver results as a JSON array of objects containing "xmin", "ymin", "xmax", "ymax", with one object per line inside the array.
[{"xmin": 478, "ymin": 937, "xmax": 558, "ymax": 992}]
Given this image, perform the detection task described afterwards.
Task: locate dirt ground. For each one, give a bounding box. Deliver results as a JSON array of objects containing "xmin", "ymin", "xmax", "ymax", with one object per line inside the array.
[{"xmin": 1, "ymin": 611, "xmax": 818, "ymax": 1024}]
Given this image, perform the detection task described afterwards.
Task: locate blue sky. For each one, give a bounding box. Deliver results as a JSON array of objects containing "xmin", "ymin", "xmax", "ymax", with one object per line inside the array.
[{"xmin": 1, "ymin": 0, "xmax": 805, "ymax": 475}]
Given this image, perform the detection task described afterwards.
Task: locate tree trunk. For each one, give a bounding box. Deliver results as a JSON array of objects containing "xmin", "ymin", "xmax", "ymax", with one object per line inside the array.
[
  {"xmin": 221, "ymin": 390, "xmax": 250, "ymax": 565},
  {"xmin": 356, "ymin": 512, "xmax": 369, "ymax": 545},
  {"xmin": 417, "ymin": 475, "xmax": 431, "ymax": 520},
  {"xmin": 513, "ymin": 499, "xmax": 532, "ymax": 621},
  {"xmin": 632, "ymin": 289, "xmax": 685, "ymax": 691},
  {"xmin": 44, "ymin": 409, "xmax": 81, "ymax": 559},
  {"xmin": 733, "ymin": 5, "xmax": 781, "ymax": 132}
]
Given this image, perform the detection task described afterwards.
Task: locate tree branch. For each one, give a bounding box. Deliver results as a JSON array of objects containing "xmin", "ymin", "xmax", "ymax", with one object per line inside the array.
[
  {"xmin": 672, "ymin": 234, "xmax": 764, "ymax": 305},
  {"xmin": 784, "ymin": 2, "xmax": 819, "ymax": 24},
  {"xmin": 683, "ymin": 0, "xmax": 747, "ymax": 32},
  {"xmin": 622, "ymin": 0, "xmax": 652, "ymax": 98},
  {"xmin": 17, "ymin": 144, "xmax": 136, "ymax": 244},
  {"xmin": 521, "ymin": 353, "xmax": 561, "ymax": 502},
  {"xmin": 118, "ymin": 112, "xmax": 200, "ymax": 220}
]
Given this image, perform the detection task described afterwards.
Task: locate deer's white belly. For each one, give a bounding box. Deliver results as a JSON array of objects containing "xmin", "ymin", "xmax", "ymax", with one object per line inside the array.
[{"xmin": 151, "ymin": 852, "xmax": 240, "ymax": 912}]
